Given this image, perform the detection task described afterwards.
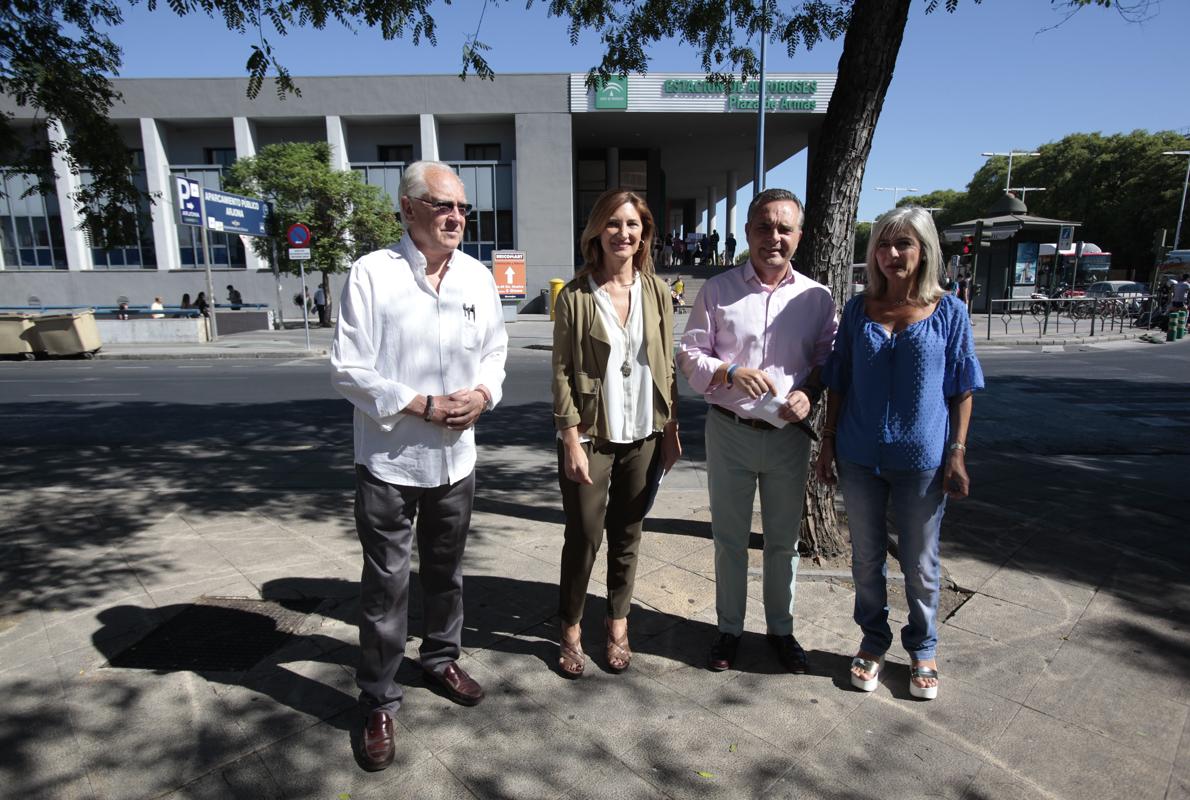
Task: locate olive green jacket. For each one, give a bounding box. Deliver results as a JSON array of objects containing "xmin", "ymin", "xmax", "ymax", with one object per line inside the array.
[{"xmin": 551, "ymin": 273, "xmax": 678, "ymax": 439}]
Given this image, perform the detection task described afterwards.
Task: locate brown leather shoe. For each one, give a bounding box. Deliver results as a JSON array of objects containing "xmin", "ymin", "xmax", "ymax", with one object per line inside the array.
[
  {"xmin": 359, "ymin": 709, "xmax": 395, "ymax": 772},
  {"xmin": 425, "ymin": 662, "xmax": 485, "ymax": 706},
  {"xmin": 708, "ymin": 632, "xmax": 741, "ymax": 672}
]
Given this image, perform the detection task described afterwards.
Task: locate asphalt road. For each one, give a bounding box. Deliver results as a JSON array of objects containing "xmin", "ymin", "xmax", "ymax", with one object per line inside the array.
[{"xmin": 2, "ymin": 341, "xmax": 1188, "ymax": 457}]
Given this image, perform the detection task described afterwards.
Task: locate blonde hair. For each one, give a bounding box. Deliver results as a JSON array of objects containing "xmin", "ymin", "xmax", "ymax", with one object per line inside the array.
[
  {"xmin": 865, "ymin": 206, "xmax": 946, "ymax": 304},
  {"xmin": 576, "ymin": 189, "xmax": 655, "ymax": 279}
]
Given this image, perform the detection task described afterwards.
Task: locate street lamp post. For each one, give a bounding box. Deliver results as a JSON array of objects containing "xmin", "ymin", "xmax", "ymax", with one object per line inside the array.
[
  {"xmin": 1163, "ymin": 150, "xmax": 1190, "ymax": 250},
  {"xmin": 874, "ymin": 186, "xmax": 918, "ymax": 208},
  {"xmin": 1008, "ymin": 186, "xmax": 1047, "ymax": 203},
  {"xmin": 982, "ymin": 151, "xmax": 1040, "ymax": 191}
]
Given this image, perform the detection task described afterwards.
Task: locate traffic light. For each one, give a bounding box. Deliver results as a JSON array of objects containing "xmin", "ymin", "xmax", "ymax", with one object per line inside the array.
[{"xmin": 961, "ymin": 236, "xmax": 974, "ymax": 255}]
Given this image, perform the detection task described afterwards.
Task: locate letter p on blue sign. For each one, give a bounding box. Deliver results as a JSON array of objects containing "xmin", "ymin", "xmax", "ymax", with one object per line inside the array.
[{"xmin": 175, "ymin": 177, "xmax": 203, "ymax": 228}]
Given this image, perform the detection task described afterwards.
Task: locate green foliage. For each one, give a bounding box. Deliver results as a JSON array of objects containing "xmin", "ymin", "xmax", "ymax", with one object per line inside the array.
[
  {"xmin": 222, "ymin": 141, "xmax": 401, "ymax": 278},
  {"xmin": 852, "ymin": 221, "xmax": 872, "ymax": 264},
  {"xmin": 900, "ymin": 129, "xmax": 1188, "ymax": 271}
]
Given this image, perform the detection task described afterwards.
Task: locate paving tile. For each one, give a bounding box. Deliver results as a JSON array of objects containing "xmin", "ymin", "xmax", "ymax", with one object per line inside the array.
[
  {"xmin": 42, "ymin": 599, "xmax": 160, "ymax": 659},
  {"xmin": 960, "ymin": 763, "xmax": 1061, "ymax": 800},
  {"xmin": 61, "ymin": 667, "xmax": 257, "ymax": 800},
  {"xmin": 436, "ymin": 705, "xmax": 612, "ymax": 800},
  {"xmin": 615, "ymin": 708, "xmax": 797, "ymax": 800},
  {"xmin": 759, "ymin": 759, "xmax": 866, "ymax": 800},
  {"xmin": 935, "ymin": 624, "xmax": 1051, "ymax": 704},
  {"xmin": 215, "ymin": 656, "xmax": 358, "ymax": 745},
  {"xmin": 253, "ymin": 707, "xmax": 435, "ymax": 800},
  {"xmin": 1023, "ymin": 638, "xmax": 1188, "ymax": 763},
  {"xmin": 945, "ymin": 593, "xmax": 1073, "ymax": 656},
  {"xmin": 976, "ymin": 562, "xmax": 1096, "ymax": 621},
  {"xmin": 630, "ymin": 564, "xmax": 717, "ymax": 619},
  {"xmin": 0, "ymin": 662, "xmax": 88, "ymax": 800},
  {"xmin": 161, "ymin": 752, "xmax": 282, "ymax": 800},
  {"xmin": 799, "ymin": 695, "xmax": 986, "ymax": 800},
  {"xmin": 1169, "ymin": 713, "xmax": 1190, "ymax": 800},
  {"xmin": 1065, "ymin": 591, "xmax": 1190, "ymax": 705},
  {"xmin": 990, "ymin": 706, "xmax": 1170, "ymax": 800},
  {"xmin": 355, "ymin": 756, "xmax": 476, "ymax": 800},
  {"xmin": 562, "ymin": 755, "xmax": 670, "ymax": 800}
]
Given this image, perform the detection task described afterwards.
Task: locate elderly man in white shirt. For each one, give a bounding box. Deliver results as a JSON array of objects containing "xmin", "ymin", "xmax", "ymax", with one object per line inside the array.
[{"xmin": 331, "ymin": 160, "xmax": 507, "ymax": 772}]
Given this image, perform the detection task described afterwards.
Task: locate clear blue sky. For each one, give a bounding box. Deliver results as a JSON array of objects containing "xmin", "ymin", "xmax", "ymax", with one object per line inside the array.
[{"xmin": 108, "ymin": 0, "xmax": 1189, "ymax": 226}]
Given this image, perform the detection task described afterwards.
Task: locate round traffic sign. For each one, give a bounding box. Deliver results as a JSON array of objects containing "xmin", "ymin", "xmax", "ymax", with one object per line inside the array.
[{"xmin": 287, "ymin": 223, "xmax": 311, "ymax": 246}]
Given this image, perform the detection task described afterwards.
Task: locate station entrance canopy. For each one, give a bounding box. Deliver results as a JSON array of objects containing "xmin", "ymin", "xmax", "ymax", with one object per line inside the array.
[{"xmin": 568, "ymin": 72, "xmax": 835, "ymax": 227}]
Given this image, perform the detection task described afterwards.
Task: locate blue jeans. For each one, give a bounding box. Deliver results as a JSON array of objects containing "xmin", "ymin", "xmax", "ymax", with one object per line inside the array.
[{"xmin": 836, "ymin": 460, "xmax": 947, "ymax": 661}]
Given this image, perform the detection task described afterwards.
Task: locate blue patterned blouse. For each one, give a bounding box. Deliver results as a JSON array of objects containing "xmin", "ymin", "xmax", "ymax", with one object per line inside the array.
[{"xmin": 822, "ymin": 293, "xmax": 985, "ymax": 472}]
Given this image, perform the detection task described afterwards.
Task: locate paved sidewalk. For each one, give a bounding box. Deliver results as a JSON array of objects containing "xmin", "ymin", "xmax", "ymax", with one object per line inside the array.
[
  {"xmin": 91, "ymin": 310, "xmax": 1150, "ymax": 360},
  {"xmin": 3, "ymin": 322, "xmax": 1188, "ymax": 798}
]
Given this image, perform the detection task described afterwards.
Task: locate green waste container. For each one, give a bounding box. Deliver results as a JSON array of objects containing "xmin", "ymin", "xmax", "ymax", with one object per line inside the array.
[
  {"xmin": 0, "ymin": 313, "xmax": 40, "ymax": 359},
  {"xmin": 31, "ymin": 310, "xmax": 102, "ymax": 358}
]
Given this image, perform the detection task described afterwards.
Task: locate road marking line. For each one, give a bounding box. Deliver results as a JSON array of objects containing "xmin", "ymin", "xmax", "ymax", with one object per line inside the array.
[{"xmin": 30, "ymin": 393, "xmax": 141, "ymax": 397}]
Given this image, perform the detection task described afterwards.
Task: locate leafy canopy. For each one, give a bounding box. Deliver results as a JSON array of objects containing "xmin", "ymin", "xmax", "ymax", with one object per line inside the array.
[{"xmin": 222, "ymin": 141, "xmax": 401, "ymax": 277}]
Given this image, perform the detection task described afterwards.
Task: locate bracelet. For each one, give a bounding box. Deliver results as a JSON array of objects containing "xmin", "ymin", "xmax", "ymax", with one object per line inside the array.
[
  {"xmin": 948, "ymin": 441, "xmax": 966, "ymax": 453},
  {"xmin": 423, "ymin": 394, "xmax": 435, "ymax": 421},
  {"xmin": 725, "ymin": 364, "xmax": 738, "ymax": 387},
  {"xmin": 475, "ymin": 385, "xmax": 492, "ymax": 409}
]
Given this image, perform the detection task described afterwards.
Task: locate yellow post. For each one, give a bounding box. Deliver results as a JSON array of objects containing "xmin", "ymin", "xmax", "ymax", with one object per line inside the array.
[{"xmin": 549, "ymin": 278, "xmax": 566, "ymax": 320}]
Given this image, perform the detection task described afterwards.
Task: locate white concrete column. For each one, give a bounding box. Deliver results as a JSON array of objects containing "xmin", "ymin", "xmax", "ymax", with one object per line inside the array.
[
  {"xmin": 325, "ymin": 115, "xmax": 351, "ymax": 171},
  {"xmin": 233, "ymin": 117, "xmax": 257, "ymax": 161},
  {"xmin": 234, "ymin": 117, "xmax": 269, "ymax": 272},
  {"xmin": 606, "ymin": 147, "xmax": 619, "ymax": 189},
  {"xmin": 140, "ymin": 117, "xmax": 181, "ymax": 271},
  {"xmin": 706, "ymin": 185, "xmax": 718, "ymax": 236},
  {"xmin": 47, "ymin": 119, "xmax": 92, "ymax": 271},
  {"xmin": 726, "ymin": 169, "xmax": 739, "ymax": 237},
  {"xmin": 419, "ymin": 114, "xmax": 439, "ymax": 162}
]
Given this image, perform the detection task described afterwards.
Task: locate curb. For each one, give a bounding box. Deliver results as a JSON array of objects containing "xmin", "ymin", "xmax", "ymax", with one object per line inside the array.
[{"xmin": 95, "ymin": 349, "xmax": 328, "ymax": 361}]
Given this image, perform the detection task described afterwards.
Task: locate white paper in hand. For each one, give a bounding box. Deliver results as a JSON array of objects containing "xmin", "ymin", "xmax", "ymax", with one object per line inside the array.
[{"xmin": 738, "ymin": 393, "xmax": 788, "ymax": 428}]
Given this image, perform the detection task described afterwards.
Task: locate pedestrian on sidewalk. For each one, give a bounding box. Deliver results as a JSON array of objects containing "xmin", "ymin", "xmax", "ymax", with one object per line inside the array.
[
  {"xmin": 313, "ymin": 284, "xmax": 328, "ymax": 327},
  {"xmin": 815, "ymin": 206, "xmax": 984, "ymax": 701},
  {"xmin": 724, "ymin": 231, "xmax": 737, "ymax": 265},
  {"xmin": 552, "ymin": 189, "xmax": 681, "ymax": 679},
  {"xmin": 677, "ymin": 188, "xmax": 837, "ymax": 675},
  {"xmin": 331, "ymin": 160, "xmax": 508, "ymax": 772},
  {"xmin": 1171, "ymin": 273, "xmax": 1189, "ymax": 311}
]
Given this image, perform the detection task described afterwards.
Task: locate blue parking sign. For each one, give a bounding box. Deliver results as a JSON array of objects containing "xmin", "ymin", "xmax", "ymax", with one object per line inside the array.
[{"xmin": 175, "ymin": 177, "xmax": 203, "ymax": 227}]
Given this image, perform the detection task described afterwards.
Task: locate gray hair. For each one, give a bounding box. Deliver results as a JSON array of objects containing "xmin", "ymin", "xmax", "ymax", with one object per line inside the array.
[
  {"xmin": 746, "ymin": 188, "xmax": 804, "ymax": 226},
  {"xmin": 865, "ymin": 206, "xmax": 946, "ymax": 304},
  {"xmin": 398, "ymin": 160, "xmax": 458, "ymax": 201}
]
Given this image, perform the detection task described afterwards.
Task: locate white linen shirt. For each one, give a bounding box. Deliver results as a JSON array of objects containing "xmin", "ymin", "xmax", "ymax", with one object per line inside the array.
[
  {"xmin": 588, "ymin": 275, "xmax": 654, "ymax": 443},
  {"xmin": 331, "ymin": 235, "xmax": 508, "ymax": 488}
]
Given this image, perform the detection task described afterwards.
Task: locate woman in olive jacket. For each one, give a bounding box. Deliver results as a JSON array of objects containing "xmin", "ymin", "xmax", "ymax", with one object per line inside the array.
[{"xmin": 551, "ymin": 189, "xmax": 681, "ymax": 678}]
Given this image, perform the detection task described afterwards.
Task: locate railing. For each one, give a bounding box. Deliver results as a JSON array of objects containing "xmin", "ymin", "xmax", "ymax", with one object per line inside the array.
[
  {"xmin": 984, "ymin": 294, "xmax": 1156, "ymax": 340},
  {"xmin": 0, "ymin": 303, "xmax": 268, "ymax": 317}
]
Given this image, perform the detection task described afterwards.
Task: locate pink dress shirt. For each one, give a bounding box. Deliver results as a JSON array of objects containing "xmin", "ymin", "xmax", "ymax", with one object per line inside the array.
[{"xmin": 677, "ymin": 262, "xmax": 838, "ymax": 418}]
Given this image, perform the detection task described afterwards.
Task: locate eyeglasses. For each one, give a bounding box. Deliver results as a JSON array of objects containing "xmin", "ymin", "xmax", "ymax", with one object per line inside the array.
[{"xmin": 410, "ymin": 196, "xmax": 474, "ymax": 217}]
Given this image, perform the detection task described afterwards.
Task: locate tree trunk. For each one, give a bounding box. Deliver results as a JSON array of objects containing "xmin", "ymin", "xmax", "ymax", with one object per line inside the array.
[{"xmin": 798, "ymin": 0, "xmax": 913, "ymax": 562}]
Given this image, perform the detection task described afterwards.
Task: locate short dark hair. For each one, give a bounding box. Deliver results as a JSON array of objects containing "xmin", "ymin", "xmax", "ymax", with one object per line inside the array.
[{"xmin": 746, "ymin": 188, "xmax": 804, "ymax": 226}]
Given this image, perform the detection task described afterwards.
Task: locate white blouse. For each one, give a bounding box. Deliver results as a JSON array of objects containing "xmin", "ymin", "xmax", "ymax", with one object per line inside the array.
[{"xmin": 588, "ymin": 274, "xmax": 654, "ymax": 443}]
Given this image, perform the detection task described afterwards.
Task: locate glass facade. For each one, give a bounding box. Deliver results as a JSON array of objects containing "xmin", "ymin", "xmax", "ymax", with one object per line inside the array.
[
  {"xmin": 86, "ymin": 169, "xmax": 158, "ymax": 269},
  {"xmin": 351, "ymin": 161, "xmax": 515, "ymax": 264},
  {"xmin": 0, "ymin": 171, "xmax": 66, "ymax": 270},
  {"xmin": 170, "ymin": 166, "xmax": 247, "ymax": 269}
]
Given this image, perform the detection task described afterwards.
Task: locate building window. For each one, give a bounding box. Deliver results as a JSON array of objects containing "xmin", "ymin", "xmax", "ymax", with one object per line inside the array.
[
  {"xmin": 464, "ymin": 143, "xmax": 501, "ymax": 161},
  {"xmin": 620, "ymin": 159, "xmax": 648, "ymax": 192},
  {"xmin": 86, "ymin": 169, "xmax": 157, "ymax": 270},
  {"xmin": 0, "ymin": 171, "xmax": 67, "ymax": 270},
  {"xmin": 377, "ymin": 145, "xmax": 413, "ymax": 163},
  {"xmin": 204, "ymin": 148, "xmax": 237, "ymax": 168}
]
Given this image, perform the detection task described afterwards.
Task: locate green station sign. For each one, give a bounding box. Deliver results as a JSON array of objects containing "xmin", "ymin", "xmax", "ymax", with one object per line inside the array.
[
  {"xmin": 662, "ymin": 78, "xmax": 818, "ymax": 112},
  {"xmin": 594, "ymin": 76, "xmax": 628, "ymax": 109}
]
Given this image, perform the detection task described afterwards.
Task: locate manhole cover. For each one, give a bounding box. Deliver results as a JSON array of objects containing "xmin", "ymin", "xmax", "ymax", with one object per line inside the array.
[{"xmin": 105, "ymin": 596, "xmax": 322, "ymax": 672}]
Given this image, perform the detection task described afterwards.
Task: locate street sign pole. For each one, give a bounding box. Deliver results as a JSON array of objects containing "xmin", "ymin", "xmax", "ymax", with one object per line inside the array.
[
  {"xmin": 270, "ymin": 235, "xmax": 285, "ymax": 331},
  {"xmin": 200, "ymin": 224, "xmax": 219, "ymax": 341},
  {"xmin": 298, "ymin": 259, "xmax": 310, "ymax": 351}
]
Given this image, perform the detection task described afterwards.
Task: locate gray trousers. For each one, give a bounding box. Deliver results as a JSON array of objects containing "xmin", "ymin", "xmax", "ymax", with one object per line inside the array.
[{"xmin": 354, "ymin": 464, "xmax": 475, "ymax": 714}]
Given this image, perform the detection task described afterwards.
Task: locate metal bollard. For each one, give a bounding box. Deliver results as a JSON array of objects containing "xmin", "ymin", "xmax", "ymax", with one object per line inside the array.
[{"xmin": 1178, "ymin": 310, "xmax": 1187, "ymax": 340}]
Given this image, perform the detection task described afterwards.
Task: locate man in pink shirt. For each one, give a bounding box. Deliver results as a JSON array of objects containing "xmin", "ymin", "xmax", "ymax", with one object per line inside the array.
[{"xmin": 677, "ymin": 188, "xmax": 838, "ymax": 674}]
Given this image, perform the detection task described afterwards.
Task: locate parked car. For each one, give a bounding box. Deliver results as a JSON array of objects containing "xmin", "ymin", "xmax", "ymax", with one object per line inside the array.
[{"xmin": 1084, "ymin": 281, "xmax": 1148, "ymax": 298}]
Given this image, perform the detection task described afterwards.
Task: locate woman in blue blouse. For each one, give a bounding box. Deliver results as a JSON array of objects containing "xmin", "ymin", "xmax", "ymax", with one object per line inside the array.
[{"xmin": 815, "ymin": 207, "xmax": 984, "ymax": 700}]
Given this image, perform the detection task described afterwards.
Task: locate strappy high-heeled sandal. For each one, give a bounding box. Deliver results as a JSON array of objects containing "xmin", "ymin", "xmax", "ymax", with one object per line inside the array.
[
  {"xmin": 909, "ymin": 663, "xmax": 939, "ymax": 700},
  {"xmin": 605, "ymin": 618, "xmax": 631, "ymax": 673},
  {"xmin": 850, "ymin": 654, "xmax": 884, "ymax": 692},
  {"xmin": 558, "ymin": 636, "xmax": 585, "ymax": 679}
]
